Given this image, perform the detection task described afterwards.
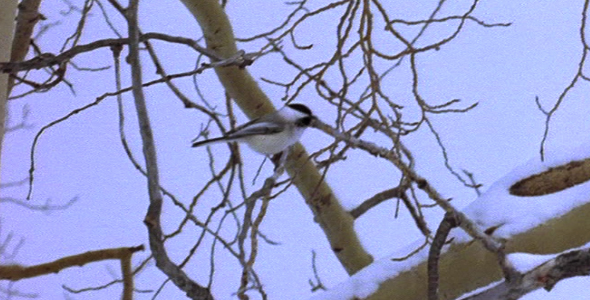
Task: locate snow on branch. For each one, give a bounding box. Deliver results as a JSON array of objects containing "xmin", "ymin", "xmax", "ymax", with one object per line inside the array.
[
  {"xmin": 461, "ymin": 247, "xmax": 590, "ymax": 300},
  {"xmin": 308, "ymin": 137, "xmax": 590, "ymax": 300}
]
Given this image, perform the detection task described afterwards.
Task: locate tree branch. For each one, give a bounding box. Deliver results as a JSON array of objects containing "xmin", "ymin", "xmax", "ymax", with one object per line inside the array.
[
  {"xmin": 0, "ymin": 0, "xmax": 18, "ymax": 188},
  {"xmin": 428, "ymin": 213, "xmax": 458, "ymax": 300},
  {"xmin": 0, "ymin": 245, "xmax": 144, "ymax": 281},
  {"xmin": 180, "ymin": 0, "xmax": 373, "ymax": 275},
  {"xmin": 0, "ymin": 32, "xmax": 221, "ymax": 73},
  {"xmin": 462, "ymin": 247, "xmax": 590, "ymax": 300},
  {"xmin": 311, "ymin": 118, "xmax": 503, "ymax": 254},
  {"xmin": 349, "ymin": 187, "xmax": 405, "ymax": 219},
  {"xmin": 125, "ymin": 0, "xmax": 213, "ymax": 299}
]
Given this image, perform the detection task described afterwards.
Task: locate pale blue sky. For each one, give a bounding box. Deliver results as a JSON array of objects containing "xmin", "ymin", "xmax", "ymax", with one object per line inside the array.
[{"xmin": 2, "ymin": 1, "xmax": 590, "ymax": 299}]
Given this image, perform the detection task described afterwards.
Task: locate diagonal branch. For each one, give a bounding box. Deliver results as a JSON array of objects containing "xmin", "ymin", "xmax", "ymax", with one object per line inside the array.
[
  {"xmin": 349, "ymin": 186, "xmax": 405, "ymax": 219},
  {"xmin": 180, "ymin": 0, "xmax": 373, "ymax": 275},
  {"xmin": 311, "ymin": 118, "xmax": 503, "ymax": 253},
  {"xmin": 428, "ymin": 212, "xmax": 458, "ymax": 300},
  {"xmin": 125, "ymin": 0, "xmax": 213, "ymax": 299},
  {"xmin": 463, "ymin": 247, "xmax": 590, "ymax": 300}
]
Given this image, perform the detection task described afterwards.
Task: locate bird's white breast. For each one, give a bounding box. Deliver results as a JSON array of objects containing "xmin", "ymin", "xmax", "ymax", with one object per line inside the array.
[{"xmin": 243, "ymin": 126, "xmax": 305, "ymax": 155}]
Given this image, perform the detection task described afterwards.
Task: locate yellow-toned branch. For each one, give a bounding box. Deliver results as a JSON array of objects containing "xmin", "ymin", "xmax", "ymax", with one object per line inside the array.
[
  {"xmin": 0, "ymin": 0, "xmax": 18, "ymax": 187},
  {"xmin": 179, "ymin": 0, "xmax": 373, "ymax": 274},
  {"xmin": 10, "ymin": 0, "xmax": 42, "ymax": 64},
  {"xmin": 0, "ymin": 245, "xmax": 144, "ymax": 281},
  {"xmin": 368, "ymin": 201, "xmax": 590, "ymax": 300},
  {"xmin": 121, "ymin": 251, "xmax": 134, "ymax": 300}
]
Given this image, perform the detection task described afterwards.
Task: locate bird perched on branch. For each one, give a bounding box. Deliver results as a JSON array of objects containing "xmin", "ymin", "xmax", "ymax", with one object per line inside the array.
[{"xmin": 192, "ymin": 103, "xmax": 314, "ymax": 155}]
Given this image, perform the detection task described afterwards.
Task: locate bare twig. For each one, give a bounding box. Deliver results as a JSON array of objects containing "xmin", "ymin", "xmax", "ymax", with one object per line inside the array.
[
  {"xmin": 538, "ymin": 0, "xmax": 590, "ymax": 160},
  {"xmin": 125, "ymin": 0, "xmax": 212, "ymax": 299},
  {"xmin": 349, "ymin": 186, "xmax": 406, "ymax": 219},
  {"xmin": 0, "ymin": 196, "xmax": 77, "ymax": 212},
  {"xmin": 237, "ymin": 150, "xmax": 289, "ymax": 299},
  {"xmin": 0, "ymin": 33, "xmax": 220, "ymax": 73},
  {"xmin": 311, "ymin": 118, "xmax": 503, "ymax": 253},
  {"xmin": 62, "ymin": 256, "xmax": 153, "ymax": 295},
  {"xmin": 389, "ymin": 15, "xmax": 512, "ymax": 28},
  {"xmin": 308, "ymin": 250, "xmax": 327, "ymax": 292}
]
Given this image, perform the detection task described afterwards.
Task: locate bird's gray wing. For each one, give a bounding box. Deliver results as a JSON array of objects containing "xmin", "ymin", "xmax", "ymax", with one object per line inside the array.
[
  {"xmin": 192, "ymin": 122, "xmax": 282, "ymax": 148},
  {"xmin": 192, "ymin": 112, "xmax": 285, "ymax": 147},
  {"xmin": 224, "ymin": 121, "xmax": 284, "ymax": 139}
]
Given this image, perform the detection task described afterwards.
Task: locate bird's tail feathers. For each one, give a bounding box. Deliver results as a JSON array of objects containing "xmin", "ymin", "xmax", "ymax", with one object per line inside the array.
[{"xmin": 192, "ymin": 137, "xmax": 235, "ymax": 148}]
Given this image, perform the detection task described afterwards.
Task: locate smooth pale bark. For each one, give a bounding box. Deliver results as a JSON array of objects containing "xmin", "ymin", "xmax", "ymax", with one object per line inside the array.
[
  {"xmin": 179, "ymin": 0, "xmax": 373, "ymax": 274},
  {"xmin": 367, "ymin": 159, "xmax": 590, "ymax": 300},
  {"xmin": 366, "ymin": 201, "xmax": 590, "ymax": 299},
  {"xmin": 0, "ymin": 0, "xmax": 19, "ymax": 186}
]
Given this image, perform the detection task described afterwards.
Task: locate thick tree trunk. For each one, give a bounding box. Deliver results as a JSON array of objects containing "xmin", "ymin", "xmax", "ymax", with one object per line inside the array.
[
  {"xmin": 0, "ymin": 0, "xmax": 19, "ymax": 186},
  {"xmin": 179, "ymin": 0, "xmax": 374, "ymax": 274}
]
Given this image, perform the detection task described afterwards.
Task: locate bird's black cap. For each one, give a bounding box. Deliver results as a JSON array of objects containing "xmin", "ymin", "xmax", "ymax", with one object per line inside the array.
[{"xmin": 287, "ymin": 103, "xmax": 312, "ymax": 116}]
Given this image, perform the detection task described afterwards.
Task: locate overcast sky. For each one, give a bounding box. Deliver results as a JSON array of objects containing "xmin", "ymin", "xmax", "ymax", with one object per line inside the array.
[{"xmin": 3, "ymin": 1, "xmax": 590, "ymax": 299}]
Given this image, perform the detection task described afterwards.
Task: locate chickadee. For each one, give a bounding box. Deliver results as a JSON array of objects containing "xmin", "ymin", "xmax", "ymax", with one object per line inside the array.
[{"xmin": 192, "ymin": 103, "xmax": 314, "ymax": 155}]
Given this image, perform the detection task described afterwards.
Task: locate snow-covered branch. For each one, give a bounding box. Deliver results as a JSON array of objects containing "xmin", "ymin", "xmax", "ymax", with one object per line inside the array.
[{"xmin": 462, "ymin": 247, "xmax": 590, "ymax": 300}]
